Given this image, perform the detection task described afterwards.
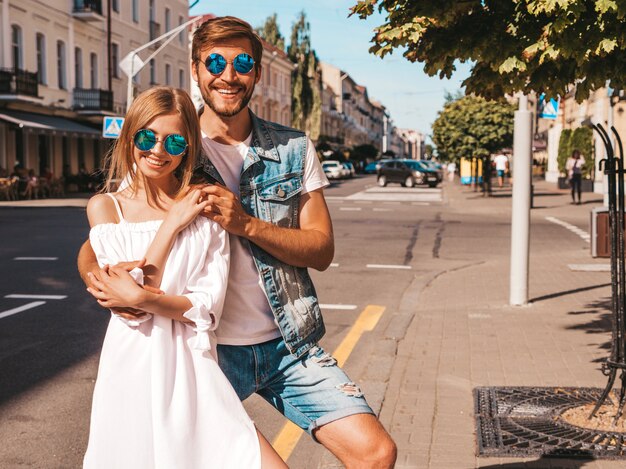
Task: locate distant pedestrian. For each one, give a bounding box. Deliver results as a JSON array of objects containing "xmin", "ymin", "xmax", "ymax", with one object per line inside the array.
[
  {"xmin": 446, "ymin": 161, "xmax": 457, "ymax": 182},
  {"xmin": 566, "ymin": 149, "xmax": 585, "ymax": 205},
  {"xmin": 493, "ymin": 152, "xmax": 509, "ymax": 188}
]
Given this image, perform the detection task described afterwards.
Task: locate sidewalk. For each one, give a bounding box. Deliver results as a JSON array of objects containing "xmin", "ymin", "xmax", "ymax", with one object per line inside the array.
[
  {"xmin": 382, "ymin": 179, "xmax": 621, "ymax": 469},
  {"xmin": 0, "ymin": 194, "xmax": 90, "ymax": 207}
]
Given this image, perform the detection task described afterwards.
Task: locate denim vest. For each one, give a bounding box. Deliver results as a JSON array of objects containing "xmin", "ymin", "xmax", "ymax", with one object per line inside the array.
[{"xmin": 193, "ymin": 112, "xmax": 326, "ymax": 357}]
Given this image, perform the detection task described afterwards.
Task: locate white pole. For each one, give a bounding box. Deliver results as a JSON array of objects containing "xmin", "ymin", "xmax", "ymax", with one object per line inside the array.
[{"xmin": 509, "ymin": 95, "xmax": 533, "ymax": 306}]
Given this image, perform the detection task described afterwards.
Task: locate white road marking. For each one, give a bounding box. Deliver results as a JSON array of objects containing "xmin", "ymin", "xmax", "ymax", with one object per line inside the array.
[
  {"xmin": 545, "ymin": 216, "xmax": 590, "ymax": 243},
  {"xmin": 320, "ymin": 304, "xmax": 358, "ymax": 310},
  {"xmin": 346, "ymin": 187, "xmax": 443, "ymax": 203},
  {"xmin": 0, "ymin": 301, "xmax": 46, "ymax": 319},
  {"xmin": 366, "ymin": 264, "xmax": 412, "ymax": 270},
  {"xmin": 5, "ymin": 294, "xmax": 68, "ymax": 300},
  {"xmin": 339, "ymin": 207, "xmax": 362, "ymax": 211},
  {"xmin": 373, "ymin": 208, "xmax": 393, "ymax": 212},
  {"xmin": 14, "ymin": 257, "xmax": 58, "ymax": 261},
  {"xmin": 568, "ymin": 264, "xmax": 611, "ymax": 272},
  {"xmin": 330, "ymin": 263, "xmax": 339, "ymax": 267}
]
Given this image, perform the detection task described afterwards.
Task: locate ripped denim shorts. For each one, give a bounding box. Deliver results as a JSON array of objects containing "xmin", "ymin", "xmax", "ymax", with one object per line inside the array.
[{"xmin": 217, "ymin": 336, "xmax": 374, "ymax": 437}]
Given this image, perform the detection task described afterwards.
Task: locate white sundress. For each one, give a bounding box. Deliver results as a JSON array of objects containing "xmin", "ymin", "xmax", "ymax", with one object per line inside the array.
[{"xmin": 83, "ymin": 194, "xmax": 261, "ymax": 469}]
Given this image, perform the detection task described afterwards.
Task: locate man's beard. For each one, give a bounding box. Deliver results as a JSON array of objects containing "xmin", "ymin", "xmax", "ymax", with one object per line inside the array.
[{"xmin": 201, "ymin": 85, "xmax": 254, "ymax": 118}]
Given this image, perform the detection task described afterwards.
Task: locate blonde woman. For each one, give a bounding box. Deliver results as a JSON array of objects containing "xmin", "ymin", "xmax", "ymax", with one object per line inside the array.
[{"xmin": 82, "ymin": 87, "xmax": 285, "ymax": 468}]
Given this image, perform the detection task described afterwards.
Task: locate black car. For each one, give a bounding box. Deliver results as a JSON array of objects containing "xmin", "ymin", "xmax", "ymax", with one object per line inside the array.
[{"xmin": 377, "ymin": 159, "xmax": 439, "ymax": 188}]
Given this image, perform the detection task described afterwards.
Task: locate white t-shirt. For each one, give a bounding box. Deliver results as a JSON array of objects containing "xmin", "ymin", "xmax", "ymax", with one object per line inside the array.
[
  {"xmin": 494, "ymin": 154, "xmax": 508, "ymax": 171},
  {"xmin": 201, "ymin": 132, "xmax": 329, "ymax": 345}
]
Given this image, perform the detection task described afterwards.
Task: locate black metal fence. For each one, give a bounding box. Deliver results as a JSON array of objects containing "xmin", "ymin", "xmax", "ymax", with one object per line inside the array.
[
  {"xmin": 73, "ymin": 0, "xmax": 102, "ymax": 14},
  {"xmin": 73, "ymin": 88, "xmax": 113, "ymax": 112},
  {"xmin": 589, "ymin": 124, "xmax": 626, "ymax": 423},
  {"xmin": 0, "ymin": 69, "xmax": 39, "ymax": 97}
]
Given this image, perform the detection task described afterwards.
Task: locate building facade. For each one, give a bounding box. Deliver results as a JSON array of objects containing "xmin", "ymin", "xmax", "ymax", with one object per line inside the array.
[{"xmin": 0, "ymin": 0, "xmax": 190, "ymax": 184}]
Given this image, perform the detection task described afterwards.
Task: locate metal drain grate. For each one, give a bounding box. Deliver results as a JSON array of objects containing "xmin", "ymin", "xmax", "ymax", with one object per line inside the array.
[{"xmin": 475, "ymin": 387, "xmax": 626, "ymax": 459}]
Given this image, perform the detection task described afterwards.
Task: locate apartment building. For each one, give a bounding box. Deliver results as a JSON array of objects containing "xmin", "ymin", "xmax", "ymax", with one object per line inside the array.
[
  {"xmin": 320, "ymin": 61, "xmax": 422, "ymax": 157},
  {"xmin": 0, "ymin": 0, "xmax": 190, "ymax": 183}
]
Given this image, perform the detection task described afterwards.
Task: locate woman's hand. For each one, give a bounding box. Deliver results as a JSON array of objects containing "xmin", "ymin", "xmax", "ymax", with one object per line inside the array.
[
  {"xmin": 86, "ymin": 265, "xmax": 148, "ymax": 309},
  {"xmin": 163, "ymin": 187, "xmax": 209, "ymax": 234}
]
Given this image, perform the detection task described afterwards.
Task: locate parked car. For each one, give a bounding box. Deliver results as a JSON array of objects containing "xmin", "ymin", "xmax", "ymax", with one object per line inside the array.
[
  {"xmin": 377, "ymin": 159, "xmax": 439, "ymax": 188},
  {"xmin": 322, "ymin": 160, "xmax": 345, "ymax": 179},
  {"xmin": 342, "ymin": 162, "xmax": 356, "ymax": 178},
  {"xmin": 364, "ymin": 159, "xmax": 392, "ymax": 174}
]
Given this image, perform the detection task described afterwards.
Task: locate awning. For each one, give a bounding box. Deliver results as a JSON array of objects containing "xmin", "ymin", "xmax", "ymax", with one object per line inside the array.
[{"xmin": 0, "ymin": 109, "xmax": 100, "ymax": 136}]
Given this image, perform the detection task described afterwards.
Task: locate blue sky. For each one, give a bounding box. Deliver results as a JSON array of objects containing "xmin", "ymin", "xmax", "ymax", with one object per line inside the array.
[{"xmin": 190, "ymin": 0, "xmax": 470, "ymax": 138}]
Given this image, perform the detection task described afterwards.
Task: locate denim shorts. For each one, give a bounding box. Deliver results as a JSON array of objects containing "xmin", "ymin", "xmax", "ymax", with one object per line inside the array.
[{"xmin": 216, "ymin": 337, "xmax": 374, "ymax": 436}]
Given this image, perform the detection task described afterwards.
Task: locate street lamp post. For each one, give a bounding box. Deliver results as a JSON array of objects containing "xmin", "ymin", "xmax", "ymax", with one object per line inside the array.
[
  {"xmin": 119, "ymin": 17, "xmax": 201, "ymax": 110},
  {"xmin": 509, "ymin": 95, "xmax": 533, "ymax": 306}
]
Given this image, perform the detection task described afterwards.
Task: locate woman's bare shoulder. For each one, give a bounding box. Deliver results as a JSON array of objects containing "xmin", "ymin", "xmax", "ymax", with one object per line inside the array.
[{"xmin": 87, "ymin": 193, "xmax": 119, "ymax": 227}]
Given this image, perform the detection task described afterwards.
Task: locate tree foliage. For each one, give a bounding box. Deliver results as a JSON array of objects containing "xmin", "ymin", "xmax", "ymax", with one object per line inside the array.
[
  {"xmin": 350, "ymin": 1, "xmax": 626, "ymax": 101},
  {"xmin": 431, "ymin": 96, "xmax": 515, "ymax": 162},
  {"xmin": 350, "ymin": 143, "xmax": 379, "ymax": 162},
  {"xmin": 257, "ymin": 14, "xmax": 285, "ymax": 51},
  {"xmin": 288, "ymin": 12, "xmax": 322, "ymax": 140},
  {"xmin": 557, "ymin": 128, "xmax": 573, "ymax": 174}
]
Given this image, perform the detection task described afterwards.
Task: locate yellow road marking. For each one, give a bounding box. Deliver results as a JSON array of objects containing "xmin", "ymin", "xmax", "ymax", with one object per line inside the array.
[{"xmin": 272, "ymin": 304, "xmax": 386, "ymax": 461}]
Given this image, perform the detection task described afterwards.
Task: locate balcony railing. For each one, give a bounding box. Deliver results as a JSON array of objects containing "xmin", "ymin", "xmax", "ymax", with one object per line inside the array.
[
  {"xmin": 0, "ymin": 68, "xmax": 39, "ymax": 97},
  {"xmin": 150, "ymin": 21, "xmax": 161, "ymax": 42},
  {"xmin": 73, "ymin": 0, "xmax": 104, "ymax": 20},
  {"xmin": 73, "ymin": 88, "xmax": 113, "ymax": 112}
]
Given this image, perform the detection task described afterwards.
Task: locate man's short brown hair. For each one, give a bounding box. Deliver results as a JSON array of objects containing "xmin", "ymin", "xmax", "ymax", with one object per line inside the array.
[{"xmin": 192, "ymin": 16, "xmax": 263, "ymax": 73}]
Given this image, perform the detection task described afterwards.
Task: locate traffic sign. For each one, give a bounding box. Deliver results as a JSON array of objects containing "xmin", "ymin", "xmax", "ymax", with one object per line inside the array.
[
  {"xmin": 103, "ymin": 116, "xmax": 125, "ymax": 139},
  {"xmin": 538, "ymin": 94, "xmax": 560, "ymax": 119}
]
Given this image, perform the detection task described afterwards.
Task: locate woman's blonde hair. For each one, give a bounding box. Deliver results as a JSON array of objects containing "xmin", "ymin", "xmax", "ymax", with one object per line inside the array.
[{"xmin": 104, "ymin": 86, "xmax": 200, "ymax": 201}]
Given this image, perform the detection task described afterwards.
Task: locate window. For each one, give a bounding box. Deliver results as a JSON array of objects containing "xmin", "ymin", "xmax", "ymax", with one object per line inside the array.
[
  {"xmin": 178, "ymin": 16, "xmax": 184, "ymax": 44},
  {"xmin": 90, "ymin": 53, "xmax": 98, "ymax": 88},
  {"xmin": 57, "ymin": 40, "xmax": 67, "ymax": 90},
  {"xmin": 165, "ymin": 8, "xmax": 171, "ymax": 31},
  {"xmin": 150, "ymin": 59, "xmax": 156, "ymax": 84},
  {"xmin": 111, "ymin": 43, "xmax": 120, "ymax": 78},
  {"xmin": 11, "ymin": 25, "xmax": 23, "ymax": 69},
  {"xmin": 112, "ymin": 0, "xmax": 119, "ymax": 13},
  {"xmin": 132, "ymin": 0, "xmax": 139, "ymax": 23},
  {"xmin": 36, "ymin": 33, "xmax": 46, "ymax": 85},
  {"xmin": 74, "ymin": 48, "xmax": 83, "ymax": 88},
  {"xmin": 179, "ymin": 69, "xmax": 185, "ymax": 88},
  {"xmin": 165, "ymin": 64, "xmax": 171, "ymax": 86}
]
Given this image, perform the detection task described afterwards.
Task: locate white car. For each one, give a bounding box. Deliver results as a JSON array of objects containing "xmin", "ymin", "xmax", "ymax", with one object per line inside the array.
[{"xmin": 322, "ymin": 160, "xmax": 345, "ymax": 179}]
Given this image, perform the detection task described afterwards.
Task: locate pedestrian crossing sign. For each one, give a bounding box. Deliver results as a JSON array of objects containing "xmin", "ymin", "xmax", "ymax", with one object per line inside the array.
[
  {"xmin": 538, "ymin": 94, "xmax": 560, "ymax": 120},
  {"xmin": 103, "ymin": 116, "xmax": 125, "ymax": 138}
]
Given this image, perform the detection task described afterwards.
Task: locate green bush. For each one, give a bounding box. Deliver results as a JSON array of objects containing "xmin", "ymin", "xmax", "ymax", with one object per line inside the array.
[{"xmin": 557, "ymin": 129, "xmax": 572, "ymax": 175}]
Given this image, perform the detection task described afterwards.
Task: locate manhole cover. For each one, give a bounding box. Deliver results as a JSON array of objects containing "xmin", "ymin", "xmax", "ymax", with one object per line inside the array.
[{"xmin": 475, "ymin": 387, "xmax": 626, "ymax": 459}]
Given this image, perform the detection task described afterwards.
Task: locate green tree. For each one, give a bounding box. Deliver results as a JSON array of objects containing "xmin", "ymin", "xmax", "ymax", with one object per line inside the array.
[
  {"xmin": 557, "ymin": 128, "xmax": 573, "ymax": 174},
  {"xmin": 431, "ymin": 96, "xmax": 515, "ymax": 163},
  {"xmin": 288, "ymin": 12, "xmax": 322, "ymax": 140},
  {"xmin": 424, "ymin": 143, "xmax": 435, "ymax": 159},
  {"xmin": 257, "ymin": 13, "xmax": 285, "ymax": 51},
  {"xmin": 350, "ymin": 1, "xmax": 626, "ymax": 101},
  {"xmin": 350, "ymin": 143, "xmax": 379, "ymax": 163}
]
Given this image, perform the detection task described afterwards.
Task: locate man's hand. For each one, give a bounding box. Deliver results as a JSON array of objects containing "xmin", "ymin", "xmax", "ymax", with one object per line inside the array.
[{"xmin": 200, "ymin": 184, "xmax": 253, "ymax": 237}]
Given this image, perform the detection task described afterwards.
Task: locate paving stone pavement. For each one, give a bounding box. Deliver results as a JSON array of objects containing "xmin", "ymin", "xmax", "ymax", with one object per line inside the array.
[{"xmin": 381, "ymin": 179, "xmax": 623, "ymax": 469}]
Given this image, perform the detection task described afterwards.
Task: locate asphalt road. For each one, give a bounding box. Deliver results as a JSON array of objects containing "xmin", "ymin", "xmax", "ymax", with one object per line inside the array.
[{"xmin": 0, "ymin": 174, "xmax": 444, "ymax": 468}]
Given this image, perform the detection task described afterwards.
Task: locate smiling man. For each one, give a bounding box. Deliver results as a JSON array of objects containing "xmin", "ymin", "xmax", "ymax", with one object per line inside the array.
[
  {"xmin": 79, "ymin": 16, "xmax": 396, "ymax": 468},
  {"xmin": 189, "ymin": 17, "xmax": 395, "ymax": 468}
]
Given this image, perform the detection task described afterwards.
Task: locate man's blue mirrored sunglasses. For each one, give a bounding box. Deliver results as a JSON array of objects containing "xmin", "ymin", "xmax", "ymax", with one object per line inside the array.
[
  {"xmin": 133, "ymin": 129, "xmax": 188, "ymax": 157},
  {"xmin": 205, "ymin": 53, "xmax": 255, "ymax": 76}
]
